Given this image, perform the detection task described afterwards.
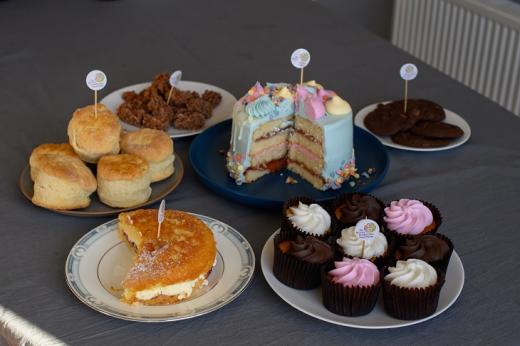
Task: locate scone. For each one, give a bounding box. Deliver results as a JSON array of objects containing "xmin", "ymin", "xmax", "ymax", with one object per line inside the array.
[
  {"xmin": 119, "ymin": 209, "xmax": 217, "ymax": 305},
  {"xmin": 32, "ymin": 154, "xmax": 97, "ymax": 209},
  {"xmin": 67, "ymin": 104, "xmax": 121, "ymax": 163},
  {"xmin": 29, "ymin": 143, "xmax": 79, "ymax": 181},
  {"xmin": 120, "ymin": 129, "xmax": 175, "ymax": 182},
  {"xmin": 97, "ymin": 154, "xmax": 151, "ymax": 208}
]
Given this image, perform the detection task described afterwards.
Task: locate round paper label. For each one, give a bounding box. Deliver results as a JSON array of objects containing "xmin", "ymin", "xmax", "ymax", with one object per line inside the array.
[
  {"xmin": 158, "ymin": 199, "xmax": 166, "ymax": 223},
  {"xmin": 169, "ymin": 70, "xmax": 182, "ymax": 87},
  {"xmin": 355, "ymin": 219, "xmax": 380, "ymax": 240},
  {"xmin": 85, "ymin": 70, "xmax": 107, "ymax": 91},
  {"xmin": 291, "ymin": 49, "xmax": 311, "ymax": 69},
  {"xmin": 400, "ymin": 63, "xmax": 418, "ymax": 81}
]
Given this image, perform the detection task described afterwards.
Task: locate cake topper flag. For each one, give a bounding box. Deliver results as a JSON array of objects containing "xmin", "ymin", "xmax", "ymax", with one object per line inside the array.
[
  {"xmin": 291, "ymin": 48, "xmax": 311, "ymax": 85},
  {"xmin": 399, "ymin": 63, "xmax": 418, "ymax": 113},
  {"xmin": 85, "ymin": 70, "xmax": 107, "ymax": 119},
  {"xmin": 355, "ymin": 218, "xmax": 380, "ymax": 258},
  {"xmin": 157, "ymin": 199, "xmax": 166, "ymax": 239},
  {"xmin": 167, "ymin": 70, "xmax": 182, "ymax": 105}
]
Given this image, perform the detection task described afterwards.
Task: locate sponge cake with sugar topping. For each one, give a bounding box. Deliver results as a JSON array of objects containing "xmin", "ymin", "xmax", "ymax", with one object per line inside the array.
[{"xmin": 119, "ymin": 209, "xmax": 217, "ymax": 305}]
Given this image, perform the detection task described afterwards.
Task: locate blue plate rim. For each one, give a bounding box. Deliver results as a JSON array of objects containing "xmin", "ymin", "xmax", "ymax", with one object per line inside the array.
[{"xmin": 189, "ymin": 119, "xmax": 389, "ymax": 208}]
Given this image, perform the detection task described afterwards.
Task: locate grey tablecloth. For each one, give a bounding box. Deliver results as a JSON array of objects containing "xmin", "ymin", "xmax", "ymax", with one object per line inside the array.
[{"xmin": 1, "ymin": 0, "xmax": 519, "ymax": 345}]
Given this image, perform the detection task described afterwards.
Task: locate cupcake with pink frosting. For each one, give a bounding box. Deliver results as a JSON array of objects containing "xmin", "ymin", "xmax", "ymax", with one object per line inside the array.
[
  {"xmin": 321, "ymin": 257, "xmax": 381, "ymax": 316},
  {"xmin": 383, "ymin": 199, "xmax": 442, "ymax": 243}
]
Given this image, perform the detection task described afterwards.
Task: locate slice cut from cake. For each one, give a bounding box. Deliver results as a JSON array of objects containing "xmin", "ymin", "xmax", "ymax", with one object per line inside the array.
[
  {"xmin": 119, "ymin": 209, "xmax": 216, "ymax": 305},
  {"xmin": 226, "ymin": 81, "xmax": 357, "ymax": 190}
]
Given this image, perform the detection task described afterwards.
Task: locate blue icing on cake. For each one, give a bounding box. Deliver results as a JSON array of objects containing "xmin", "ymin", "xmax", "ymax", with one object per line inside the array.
[{"xmin": 226, "ymin": 81, "xmax": 356, "ymax": 190}]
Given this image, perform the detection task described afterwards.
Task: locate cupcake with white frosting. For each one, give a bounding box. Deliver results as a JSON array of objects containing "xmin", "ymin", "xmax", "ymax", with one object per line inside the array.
[
  {"xmin": 382, "ymin": 259, "xmax": 445, "ymax": 320},
  {"xmin": 336, "ymin": 226, "xmax": 389, "ymax": 268},
  {"xmin": 281, "ymin": 197, "xmax": 332, "ymax": 239}
]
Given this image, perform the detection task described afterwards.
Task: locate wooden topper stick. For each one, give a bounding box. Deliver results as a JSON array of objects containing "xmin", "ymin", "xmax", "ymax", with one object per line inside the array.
[
  {"xmin": 166, "ymin": 87, "xmax": 174, "ymax": 105},
  {"xmin": 404, "ymin": 80, "xmax": 408, "ymax": 113},
  {"xmin": 94, "ymin": 90, "xmax": 98, "ymax": 118},
  {"xmin": 300, "ymin": 68, "xmax": 304, "ymax": 85},
  {"xmin": 361, "ymin": 240, "xmax": 365, "ymax": 258}
]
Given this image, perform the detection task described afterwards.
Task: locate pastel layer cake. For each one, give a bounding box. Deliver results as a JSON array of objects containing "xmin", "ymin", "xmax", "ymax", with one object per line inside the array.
[{"xmin": 226, "ymin": 81, "xmax": 356, "ymax": 190}]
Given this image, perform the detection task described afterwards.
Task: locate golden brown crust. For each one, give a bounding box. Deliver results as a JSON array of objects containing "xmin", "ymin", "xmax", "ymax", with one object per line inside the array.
[
  {"xmin": 119, "ymin": 209, "xmax": 216, "ymax": 293},
  {"xmin": 36, "ymin": 154, "xmax": 97, "ymax": 191},
  {"xmin": 97, "ymin": 154, "xmax": 149, "ymax": 181},
  {"xmin": 30, "ymin": 143, "xmax": 78, "ymax": 165},
  {"xmin": 67, "ymin": 104, "xmax": 121, "ymax": 162},
  {"xmin": 120, "ymin": 129, "xmax": 174, "ymax": 163}
]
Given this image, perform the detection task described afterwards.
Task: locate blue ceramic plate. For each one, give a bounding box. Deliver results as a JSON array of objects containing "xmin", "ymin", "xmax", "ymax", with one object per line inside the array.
[{"xmin": 190, "ymin": 120, "xmax": 389, "ymax": 208}]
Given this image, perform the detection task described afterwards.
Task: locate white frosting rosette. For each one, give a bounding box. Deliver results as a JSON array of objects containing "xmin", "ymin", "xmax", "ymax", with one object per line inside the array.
[
  {"xmin": 384, "ymin": 259, "xmax": 437, "ymax": 288},
  {"xmin": 288, "ymin": 202, "xmax": 331, "ymax": 237},
  {"xmin": 336, "ymin": 226, "xmax": 387, "ymax": 259}
]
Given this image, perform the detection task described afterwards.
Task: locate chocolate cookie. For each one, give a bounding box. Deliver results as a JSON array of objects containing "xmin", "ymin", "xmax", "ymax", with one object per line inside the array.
[
  {"xmin": 410, "ymin": 121, "xmax": 464, "ymax": 139},
  {"xmin": 364, "ymin": 104, "xmax": 415, "ymax": 136},
  {"xmin": 391, "ymin": 131, "xmax": 452, "ymax": 148},
  {"xmin": 387, "ymin": 99, "xmax": 445, "ymax": 122}
]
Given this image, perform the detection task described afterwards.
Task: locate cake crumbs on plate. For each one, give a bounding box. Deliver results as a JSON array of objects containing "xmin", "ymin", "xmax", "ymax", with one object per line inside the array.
[{"xmin": 285, "ymin": 177, "xmax": 298, "ymax": 185}]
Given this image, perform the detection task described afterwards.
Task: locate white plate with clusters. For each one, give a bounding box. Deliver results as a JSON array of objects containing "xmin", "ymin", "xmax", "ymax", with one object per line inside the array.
[
  {"xmin": 66, "ymin": 213, "xmax": 255, "ymax": 322},
  {"xmin": 355, "ymin": 102, "xmax": 471, "ymax": 152},
  {"xmin": 101, "ymin": 81, "xmax": 237, "ymax": 138},
  {"xmin": 261, "ymin": 229, "xmax": 464, "ymax": 329}
]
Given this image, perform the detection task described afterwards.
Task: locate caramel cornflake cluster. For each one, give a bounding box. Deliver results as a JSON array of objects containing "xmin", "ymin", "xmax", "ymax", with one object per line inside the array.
[{"xmin": 117, "ymin": 73, "xmax": 222, "ymax": 131}]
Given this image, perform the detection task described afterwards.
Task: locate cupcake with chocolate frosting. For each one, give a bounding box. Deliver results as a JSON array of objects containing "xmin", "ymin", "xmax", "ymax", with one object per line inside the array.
[
  {"xmin": 384, "ymin": 199, "xmax": 442, "ymax": 243},
  {"xmin": 282, "ymin": 197, "xmax": 332, "ymax": 239},
  {"xmin": 336, "ymin": 226, "xmax": 388, "ymax": 268},
  {"xmin": 394, "ymin": 233, "xmax": 453, "ymax": 272},
  {"xmin": 382, "ymin": 259, "xmax": 445, "ymax": 320},
  {"xmin": 332, "ymin": 193, "xmax": 384, "ymax": 228},
  {"xmin": 273, "ymin": 232, "xmax": 333, "ymax": 289},
  {"xmin": 322, "ymin": 258, "xmax": 381, "ymax": 316}
]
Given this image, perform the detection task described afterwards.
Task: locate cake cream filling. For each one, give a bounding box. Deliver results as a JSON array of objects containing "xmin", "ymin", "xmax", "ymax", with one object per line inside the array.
[{"xmin": 135, "ymin": 274, "xmax": 208, "ymax": 301}]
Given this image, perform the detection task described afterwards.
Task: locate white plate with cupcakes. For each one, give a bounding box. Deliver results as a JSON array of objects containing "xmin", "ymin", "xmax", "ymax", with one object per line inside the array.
[
  {"xmin": 65, "ymin": 209, "xmax": 255, "ymax": 322},
  {"xmin": 260, "ymin": 194, "xmax": 465, "ymax": 329},
  {"xmin": 355, "ymin": 100, "xmax": 471, "ymax": 152},
  {"xmin": 101, "ymin": 74, "xmax": 237, "ymax": 138}
]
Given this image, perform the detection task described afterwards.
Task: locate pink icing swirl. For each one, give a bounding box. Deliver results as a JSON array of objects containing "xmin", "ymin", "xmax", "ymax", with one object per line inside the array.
[
  {"xmin": 383, "ymin": 199, "xmax": 433, "ymax": 235},
  {"xmin": 328, "ymin": 258, "xmax": 380, "ymax": 287}
]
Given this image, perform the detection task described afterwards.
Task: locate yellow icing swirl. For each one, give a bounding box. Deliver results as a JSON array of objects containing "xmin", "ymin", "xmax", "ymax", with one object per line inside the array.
[
  {"xmin": 326, "ymin": 95, "xmax": 351, "ymax": 116},
  {"xmin": 275, "ymin": 86, "xmax": 293, "ymax": 100}
]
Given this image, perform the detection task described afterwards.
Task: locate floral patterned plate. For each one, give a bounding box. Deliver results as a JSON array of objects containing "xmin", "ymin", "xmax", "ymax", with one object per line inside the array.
[{"xmin": 65, "ymin": 213, "xmax": 255, "ymax": 322}]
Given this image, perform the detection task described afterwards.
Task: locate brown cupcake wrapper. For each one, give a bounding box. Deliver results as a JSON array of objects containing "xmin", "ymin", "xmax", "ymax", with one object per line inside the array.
[
  {"xmin": 330, "ymin": 193, "xmax": 386, "ymax": 232},
  {"xmin": 382, "ymin": 267, "xmax": 446, "ymax": 320},
  {"xmin": 384, "ymin": 199, "xmax": 443, "ymax": 246},
  {"xmin": 272, "ymin": 232, "xmax": 330, "ymax": 290},
  {"xmin": 389, "ymin": 233, "xmax": 454, "ymax": 273},
  {"xmin": 321, "ymin": 263, "xmax": 381, "ymax": 316},
  {"xmin": 429, "ymin": 233, "xmax": 454, "ymax": 273},
  {"xmin": 281, "ymin": 196, "xmax": 332, "ymax": 240}
]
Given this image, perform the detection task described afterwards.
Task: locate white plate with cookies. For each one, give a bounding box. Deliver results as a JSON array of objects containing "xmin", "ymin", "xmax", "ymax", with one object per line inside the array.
[
  {"xmin": 101, "ymin": 81, "xmax": 237, "ymax": 138},
  {"xmin": 65, "ymin": 213, "xmax": 255, "ymax": 322},
  {"xmin": 355, "ymin": 102, "xmax": 471, "ymax": 152}
]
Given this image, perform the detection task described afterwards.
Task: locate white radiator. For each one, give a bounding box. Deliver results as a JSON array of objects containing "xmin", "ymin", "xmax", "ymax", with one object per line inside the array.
[{"xmin": 392, "ymin": 0, "xmax": 520, "ymax": 116}]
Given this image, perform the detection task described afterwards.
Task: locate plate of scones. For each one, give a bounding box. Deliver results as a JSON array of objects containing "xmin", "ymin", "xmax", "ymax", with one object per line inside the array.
[
  {"xmin": 20, "ymin": 103, "xmax": 183, "ymax": 217},
  {"xmin": 261, "ymin": 194, "xmax": 464, "ymax": 329},
  {"xmin": 355, "ymin": 99, "xmax": 471, "ymax": 151},
  {"xmin": 65, "ymin": 208, "xmax": 255, "ymax": 322},
  {"xmin": 101, "ymin": 73, "xmax": 237, "ymax": 138}
]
